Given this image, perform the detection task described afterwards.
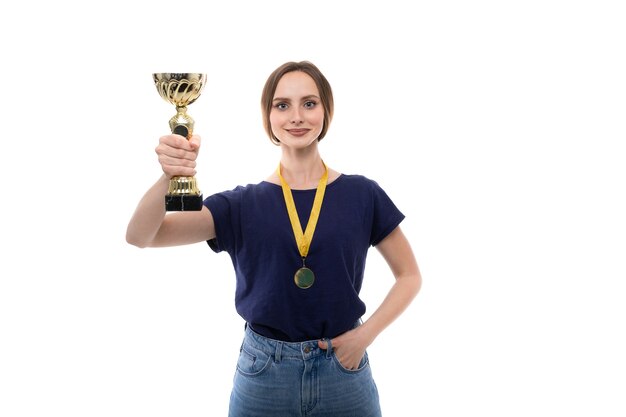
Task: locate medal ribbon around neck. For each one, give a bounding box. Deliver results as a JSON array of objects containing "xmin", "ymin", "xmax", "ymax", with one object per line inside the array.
[{"xmin": 277, "ymin": 162, "xmax": 328, "ymax": 289}]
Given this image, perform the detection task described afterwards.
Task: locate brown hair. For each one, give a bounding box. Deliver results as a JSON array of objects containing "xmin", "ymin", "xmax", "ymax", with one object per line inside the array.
[{"xmin": 261, "ymin": 61, "xmax": 334, "ymax": 145}]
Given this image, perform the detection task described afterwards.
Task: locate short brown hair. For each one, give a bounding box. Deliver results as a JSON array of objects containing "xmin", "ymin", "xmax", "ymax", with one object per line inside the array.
[{"xmin": 261, "ymin": 61, "xmax": 334, "ymax": 145}]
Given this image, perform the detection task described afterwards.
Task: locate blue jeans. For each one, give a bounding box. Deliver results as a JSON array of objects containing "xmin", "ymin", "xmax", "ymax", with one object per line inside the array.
[{"xmin": 228, "ymin": 325, "xmax": 382, "ymax": 417}]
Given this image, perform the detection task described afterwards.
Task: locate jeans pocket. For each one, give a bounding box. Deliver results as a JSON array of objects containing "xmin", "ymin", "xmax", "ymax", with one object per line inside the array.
[
  {"xmin": 332, "ymin": 350, "xmax": 370, "ymax": 374},
  {"xmin": 236, "ymin": 343, "xmax": 272, "ymax": 377}
]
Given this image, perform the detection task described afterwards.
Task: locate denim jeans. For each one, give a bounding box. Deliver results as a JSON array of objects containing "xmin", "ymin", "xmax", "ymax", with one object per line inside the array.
[{"xmin": 228, "ymin": 325, "xmax": 382, "ymax": 417}]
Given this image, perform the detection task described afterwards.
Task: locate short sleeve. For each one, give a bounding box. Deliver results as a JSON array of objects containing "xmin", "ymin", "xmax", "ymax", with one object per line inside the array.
[
  {"xmin": 203, "ymin": 187, "xmax": 243, "ymax": 253},
  {"xmin": 369, "ymin": 181, "xmax": 405, "ymax": 246}
]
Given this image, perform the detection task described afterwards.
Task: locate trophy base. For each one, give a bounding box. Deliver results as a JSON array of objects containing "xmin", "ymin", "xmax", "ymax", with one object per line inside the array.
[{"xmin": 165, "ymin": 194, "xmax": 204, "ymax": 211}]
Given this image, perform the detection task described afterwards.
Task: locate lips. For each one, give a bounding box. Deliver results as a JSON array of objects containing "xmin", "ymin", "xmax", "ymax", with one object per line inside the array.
[{"xmin": 287, "ymin": 129, "xmax": 310, "ymax": 136}]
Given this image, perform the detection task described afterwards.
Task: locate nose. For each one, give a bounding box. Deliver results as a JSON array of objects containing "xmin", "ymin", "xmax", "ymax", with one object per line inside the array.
[{"xmin": 290, "ymin": 107, "xmax": 303, "ymax": 125}]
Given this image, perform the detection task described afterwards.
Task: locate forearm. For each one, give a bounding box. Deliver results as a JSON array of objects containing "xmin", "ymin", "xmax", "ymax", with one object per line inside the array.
[
  {"xmin": 126, "ymin": 174, "xmax": 169, "ymax": 247},
  {"xmin": 359, "ymin": 271, "xmax": 422, "ymax": 345}
]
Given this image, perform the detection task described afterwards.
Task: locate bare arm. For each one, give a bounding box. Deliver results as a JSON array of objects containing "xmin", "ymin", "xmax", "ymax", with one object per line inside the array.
[
  {"xmin": 126, "ymin": 134, "xmax": 215, "ymax": 248},
  {"xmin": 361, "ymin": 226, "xmax": 422, "ymax": 340},
  {"xmin": 318, "ymin": 226, "xmax": 422, "ymax": 369}
]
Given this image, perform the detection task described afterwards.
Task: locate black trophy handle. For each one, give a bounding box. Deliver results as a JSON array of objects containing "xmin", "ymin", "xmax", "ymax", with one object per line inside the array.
[{"xmin": 173, "ymin": 124, "xmax": 190, "ymax": 139}]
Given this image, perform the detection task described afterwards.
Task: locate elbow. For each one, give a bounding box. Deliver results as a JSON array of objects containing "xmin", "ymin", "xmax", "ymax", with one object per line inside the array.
[
  {"xmin": 405, "ymin": 269, "xmax": 422, "ymax": 299},
  {"xmin": 413, "ymin": 273, "xmax": 422, "ymax": 297},
  {"xmin": 126, "ymin": 237, "xmax": 147, "ymax": 249},
  {"xmin": 125, "ymin": 230, "xmax": 149, "ymax": 248},
  {"xmin": 413, "ymin": 265, "xmax": 423, "ymax": 293},
  {"xmin": 127, "ymin": 240, "xmax": 148, "ymax": 249}
]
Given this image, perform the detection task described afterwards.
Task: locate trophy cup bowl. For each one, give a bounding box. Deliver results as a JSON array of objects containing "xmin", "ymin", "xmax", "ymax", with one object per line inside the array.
[{"xmin": 153, "ymin": 73, "xmax": 206, "ymax": 211}]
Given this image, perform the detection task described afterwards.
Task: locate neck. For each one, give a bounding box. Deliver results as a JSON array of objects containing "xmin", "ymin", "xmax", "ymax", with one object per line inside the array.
[{"xmin": 279, "ymin": 150, "xmax": 325, "ymax": 190}]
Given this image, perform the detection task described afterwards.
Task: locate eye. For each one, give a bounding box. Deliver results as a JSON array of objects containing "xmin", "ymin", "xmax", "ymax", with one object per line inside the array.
[
  {"xmin": 304, "ymin": 100, "xmax": 317, "ymax": 109},
  {"xmin": 274, "ymin": 102, "xmax": 288, "ymax": 110}
]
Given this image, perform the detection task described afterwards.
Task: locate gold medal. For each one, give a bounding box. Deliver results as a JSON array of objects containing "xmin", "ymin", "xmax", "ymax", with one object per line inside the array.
[{"xmin": 294, "ymin": 267, "xmax": 315, "ymax": 289}]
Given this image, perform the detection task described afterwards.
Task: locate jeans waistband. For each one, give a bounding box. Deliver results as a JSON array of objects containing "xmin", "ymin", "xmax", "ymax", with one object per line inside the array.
[
  {"xmin": 243, "ymin": 324, "xmax": 331, "ymax": 362},
  {"xmin": 243, "ymin": 320, "xmax": 362, "ymax": 362}
]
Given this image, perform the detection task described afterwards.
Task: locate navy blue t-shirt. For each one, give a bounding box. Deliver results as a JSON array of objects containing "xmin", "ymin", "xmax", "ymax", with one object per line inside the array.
[{"xmin": 203, "ymin": 174, "xmax": 404, "ymax": 342}]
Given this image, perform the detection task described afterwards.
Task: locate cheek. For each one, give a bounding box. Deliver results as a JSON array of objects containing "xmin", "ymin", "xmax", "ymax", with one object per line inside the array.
[
  {"xmin": 269, "ymin": 111, "xmax": 283, "ymax": 130},
  {"xmin": 310, "ymin": 111, "xmax": 325, "ymax": 128}
]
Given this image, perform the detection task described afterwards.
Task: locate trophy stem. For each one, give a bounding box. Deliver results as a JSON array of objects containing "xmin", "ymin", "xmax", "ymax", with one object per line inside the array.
[{"xmin": 169, "ymin": 106, "xmax": 194, "ymax": 139}]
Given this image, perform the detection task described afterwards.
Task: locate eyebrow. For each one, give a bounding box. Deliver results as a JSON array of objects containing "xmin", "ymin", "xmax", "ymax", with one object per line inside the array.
[{"xmin": 272, "ymin": 94, "xmax": 320, "ymax": 102}]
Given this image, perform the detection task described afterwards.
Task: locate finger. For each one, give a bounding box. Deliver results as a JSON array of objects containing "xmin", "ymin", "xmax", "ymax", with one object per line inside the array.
[
  {"xmin": 161, "ymin": 134, "xmax": 200, "ymax": 158},
  {"xmin": 161, "ymin": 163, "xmax": 197, "ymax": 178},
  {"xmin": 189, "ymin": 134, "xmax": 201, "ymax": 150},
  {"xmin": 317, "ymin": 340, "xmax": 328, "ymax": 350},
  {"xmin": 159, "ymin": 134, "xmax": 195, "ymax": 150},
  {"xmin": 156, "ymin": 143, "xmax": 198, "ymax": 161},
  {"xmin": 158, "ymin": 155, "xmax": 197, "ymax": 168}
]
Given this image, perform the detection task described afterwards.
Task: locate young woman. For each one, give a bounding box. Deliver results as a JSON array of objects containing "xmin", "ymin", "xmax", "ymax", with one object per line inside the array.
[{"xmin": 127, "ymin": 61, "xmax": 422, "ymax": 416}]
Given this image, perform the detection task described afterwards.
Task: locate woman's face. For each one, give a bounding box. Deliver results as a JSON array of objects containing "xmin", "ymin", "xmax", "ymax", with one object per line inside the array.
[{"xmin": 270, "ymin": 71, "xmax": 324, "ymax": 149}]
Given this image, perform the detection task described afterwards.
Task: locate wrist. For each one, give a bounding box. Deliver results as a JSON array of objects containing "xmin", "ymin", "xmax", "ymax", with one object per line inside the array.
[{"xmin": 355, "ymin": 321, "xmax": 378, "ymax": 347}]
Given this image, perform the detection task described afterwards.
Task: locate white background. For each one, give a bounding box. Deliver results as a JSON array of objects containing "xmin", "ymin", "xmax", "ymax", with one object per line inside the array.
[{"xmin": 1, "ymin": 1, "xmax": 625, "ymax": 416}]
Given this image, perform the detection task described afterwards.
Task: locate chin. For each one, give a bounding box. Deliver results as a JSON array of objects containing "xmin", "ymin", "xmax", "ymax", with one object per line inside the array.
[
  {"xmin": 277, "ymin": 135, "xmax": 316, "ymax": 147},
  {"xmin": 283, "ymin": 140, "xmax": 318, "ymax": 150}
]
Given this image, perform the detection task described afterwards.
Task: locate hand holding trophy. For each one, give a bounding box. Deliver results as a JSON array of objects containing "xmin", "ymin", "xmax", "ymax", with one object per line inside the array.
[{"xmin": 152, "ymin": 73, "xmax": 207, "ymax": 211}]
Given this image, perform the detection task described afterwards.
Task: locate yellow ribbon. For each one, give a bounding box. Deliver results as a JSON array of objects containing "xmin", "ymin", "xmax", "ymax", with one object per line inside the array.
[{"xmin": 277, "ymin": 162, "xmax": 328, "ymax": 258}]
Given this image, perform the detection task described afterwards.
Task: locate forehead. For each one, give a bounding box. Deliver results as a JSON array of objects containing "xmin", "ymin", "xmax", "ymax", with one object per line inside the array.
[{"xmin": 274, "ymin": 71, "xmax": 319, "ymax": 98}]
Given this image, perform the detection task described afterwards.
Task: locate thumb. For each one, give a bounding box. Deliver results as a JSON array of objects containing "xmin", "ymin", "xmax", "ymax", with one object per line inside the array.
[
  {"xmin": 189, "ymin": 135, "xmax": 201, "ymax": 150},
  {"xmin": 318, "ymin": 339, "xmax": 329, "ymax": 350}
]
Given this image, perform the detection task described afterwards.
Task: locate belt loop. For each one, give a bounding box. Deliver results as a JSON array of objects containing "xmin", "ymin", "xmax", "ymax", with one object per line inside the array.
[
  {"xmin": 275, "ymin": 341, "xmax": 283, "ymax": 363},
  {"xmin": 324, "ymin": 338, "xmax": 333, "ymax": 359}
]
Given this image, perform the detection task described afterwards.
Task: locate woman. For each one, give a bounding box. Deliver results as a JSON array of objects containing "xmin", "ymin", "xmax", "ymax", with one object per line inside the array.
[{"xmin": 127, "ymin": 61, "xmax": 422, "ymax": 416}]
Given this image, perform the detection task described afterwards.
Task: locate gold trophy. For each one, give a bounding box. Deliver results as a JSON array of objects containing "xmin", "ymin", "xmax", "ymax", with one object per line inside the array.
[{"xmin": 153, "ymin": 73, "xmax": 207, "ymax": 211}]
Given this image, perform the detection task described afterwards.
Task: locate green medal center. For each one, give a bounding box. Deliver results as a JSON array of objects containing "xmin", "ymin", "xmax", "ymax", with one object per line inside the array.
[{"xmin": 294, "ymin": 267, "xmax": 315, "ymax": 289}]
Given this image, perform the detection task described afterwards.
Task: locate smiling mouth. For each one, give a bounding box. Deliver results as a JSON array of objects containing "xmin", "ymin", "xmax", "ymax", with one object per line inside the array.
[{"xmin": 287, "ymin": 129, "xmax": 309, "ymax": 136}]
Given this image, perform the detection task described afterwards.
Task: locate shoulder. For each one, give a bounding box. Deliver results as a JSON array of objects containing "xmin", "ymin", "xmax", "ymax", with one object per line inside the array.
[
  {"xmin": 205, "ymin": 181, "xmax": 276, "ymax": 204},
  {"xmin": 336, "ymin": 173, "xmax": 385, "ymax": 191},
  {"xmin": 222, "ymin": 181, "xmax": 274, "ymax": 194},
  {"xmin": 334, "ymin": 174, "xmax": 398, "ymax": 209}
]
